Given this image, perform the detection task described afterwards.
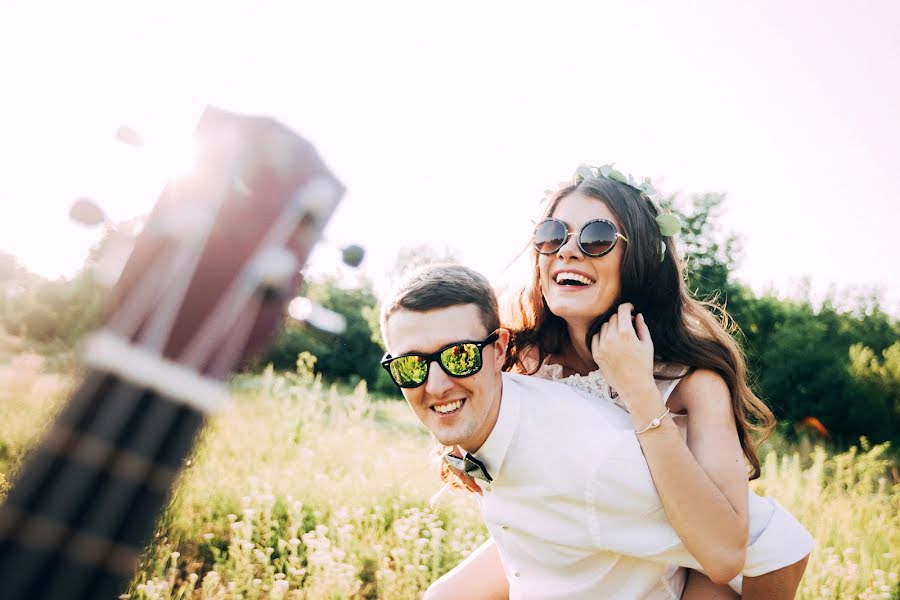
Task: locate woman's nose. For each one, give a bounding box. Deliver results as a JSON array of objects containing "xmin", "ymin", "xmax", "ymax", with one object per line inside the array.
[{"xmin": 557, "ymin": 231, "xmax": 582, "ymax": 259}]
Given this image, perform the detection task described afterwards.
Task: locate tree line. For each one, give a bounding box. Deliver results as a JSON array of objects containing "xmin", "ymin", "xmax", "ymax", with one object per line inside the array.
[{"xmin": 1, "ymin": 194, "xmax": 897, "ymax": 446}]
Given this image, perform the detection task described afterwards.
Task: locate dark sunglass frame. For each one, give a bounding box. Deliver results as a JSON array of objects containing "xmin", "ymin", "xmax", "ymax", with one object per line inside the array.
[
  {"xmin": 533, "ymin": 217, "xmax": 629, "ymax": 257},
  {"xmin": 381, "ymin": 331, "xmax": 500, "ymax": 388}
]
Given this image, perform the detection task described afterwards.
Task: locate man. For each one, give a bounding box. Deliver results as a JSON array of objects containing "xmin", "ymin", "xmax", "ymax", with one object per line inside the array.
[{"xmin": 379, "ymin": 264, "xmax": 811, "ymax": 600}]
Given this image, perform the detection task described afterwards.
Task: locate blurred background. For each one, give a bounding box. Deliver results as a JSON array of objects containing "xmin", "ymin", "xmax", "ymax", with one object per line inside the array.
[
  {"xmin": 0, "ymin": 4, "xmax": 898, "ymax": 597},
  {"xmin": 1, "ymin": 0, "xmax": 897, "ymax": 438}
]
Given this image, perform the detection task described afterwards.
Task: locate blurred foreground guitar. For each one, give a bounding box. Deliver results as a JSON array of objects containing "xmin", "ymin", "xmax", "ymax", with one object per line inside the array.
[{"xmin": 0, "ymin": 107, "xmax": 344, "ymax": 598}]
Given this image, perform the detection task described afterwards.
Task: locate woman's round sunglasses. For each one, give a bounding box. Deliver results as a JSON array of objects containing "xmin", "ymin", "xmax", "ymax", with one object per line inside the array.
[
  {"xmin": 533, "ymin": 218, "xmax": 628, "ymax": 257},
  {"xmin": 381, "ymin": 331, "xmax": 500, "ymax": 388}
]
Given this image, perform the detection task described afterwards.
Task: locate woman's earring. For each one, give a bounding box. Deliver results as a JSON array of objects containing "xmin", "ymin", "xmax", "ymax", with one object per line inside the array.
[{"xmin": 659, "ymin": 240, "xmax": 667, "ymax": 262}]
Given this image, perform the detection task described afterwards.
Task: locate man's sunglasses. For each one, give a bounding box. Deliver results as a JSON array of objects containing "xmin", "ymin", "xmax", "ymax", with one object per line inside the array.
[
  {"xmin": 381, "ymin": 331, "xmax": 500, "ymax": 388},
  {"xmin": 533, "ymin": 217, "xmax": 629, "ymax": 257}
]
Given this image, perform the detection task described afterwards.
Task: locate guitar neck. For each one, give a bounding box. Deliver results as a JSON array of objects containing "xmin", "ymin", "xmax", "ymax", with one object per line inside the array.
[
  {"xmin": 0, "ymin": 106, "xmax": 344, "ymax": 598},
  {"xmin": 0, "ymin": 369, "xmax": 205, "ymax": 599}
]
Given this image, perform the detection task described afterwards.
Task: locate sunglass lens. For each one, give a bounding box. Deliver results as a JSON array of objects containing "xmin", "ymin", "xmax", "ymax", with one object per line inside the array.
[
  {"xmin": 440, "ymin": 343, "xmax": 482, "ymax": 377},
  {"xmin": 389, "ymin": 355, "xmax": 428, "ymax": 387},
  {"xmin": 534, "ymin": 219, "xmax": 567, "ymax": 254},
  {"xmin": 580, "ymin": 220, "xmax": 617, "ymax": 256}
]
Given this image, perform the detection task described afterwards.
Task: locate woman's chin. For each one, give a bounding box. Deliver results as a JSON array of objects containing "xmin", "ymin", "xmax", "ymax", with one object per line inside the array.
[
  {"xmin": 547, "ymin": 303, "xmax": 602, "ymax": 324},
  {"xmin": 546, "ymin": 288, "xmax": 613, "ymax": 316}
]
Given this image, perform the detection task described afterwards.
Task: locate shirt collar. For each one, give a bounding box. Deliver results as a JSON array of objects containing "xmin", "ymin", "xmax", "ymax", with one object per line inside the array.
[{"xmin": 465, "ymin": 372, "xmax": 520, "ymax": 481}]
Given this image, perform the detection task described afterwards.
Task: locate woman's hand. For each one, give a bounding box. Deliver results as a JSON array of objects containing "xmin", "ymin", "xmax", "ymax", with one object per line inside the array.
[{"xmin": 591, "ymin": 303, "xmax": 658, "ymax": 411}]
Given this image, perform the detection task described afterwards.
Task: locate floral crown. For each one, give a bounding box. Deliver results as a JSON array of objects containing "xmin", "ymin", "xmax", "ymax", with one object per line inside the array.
[{"xmin": 571, "ymin": 163, "xmax": 682, "ymax": 238}]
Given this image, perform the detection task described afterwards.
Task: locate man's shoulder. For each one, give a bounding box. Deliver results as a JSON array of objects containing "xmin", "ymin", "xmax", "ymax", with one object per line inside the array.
[
  {"xmin": 503, "ymin": 371, "xmax": 589, "ymax": 401},
  {"xmin": 500, "ymin": 373, "xmax": 651, "ymax": 494},
  {"xmin": 502, "ymin": 372, "xmax": 632, "ymax": 429}
]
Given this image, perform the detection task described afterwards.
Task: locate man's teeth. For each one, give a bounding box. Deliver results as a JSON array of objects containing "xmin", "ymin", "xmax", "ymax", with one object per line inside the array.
[
  {"xmin": 433, "ymin": 399, "xmax": 463, "ymax": 414},
  {"xmin": 555, "ymin": 272, "xmax": 594, "ymax": 285}
]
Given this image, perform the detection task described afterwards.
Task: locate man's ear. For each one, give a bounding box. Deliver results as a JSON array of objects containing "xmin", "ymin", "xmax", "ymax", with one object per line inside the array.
[{"xmin": 492, "ymin": 328, "xmax": 510, "ymax": 370}]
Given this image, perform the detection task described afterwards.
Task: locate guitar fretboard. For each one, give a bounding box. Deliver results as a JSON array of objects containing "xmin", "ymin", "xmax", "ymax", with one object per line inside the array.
[{"xmin": 0, "ymin": 370, "xmax": 204, "ymax": 599}]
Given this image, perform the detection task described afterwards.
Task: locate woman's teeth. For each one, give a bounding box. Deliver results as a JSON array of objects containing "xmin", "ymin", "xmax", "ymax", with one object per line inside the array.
[
  {"xmin": 433, "ymin": 399, "xmax": 463, "ymax": 414},
  {"xmin": 555, "ymin": 272, "xmax": 594, "ymax": 286}
]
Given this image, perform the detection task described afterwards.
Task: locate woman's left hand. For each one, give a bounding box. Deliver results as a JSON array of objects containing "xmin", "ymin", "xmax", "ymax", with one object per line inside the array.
[{"xmin": 591, "ymin": 303, "xmax": 658, "ymax": 408}]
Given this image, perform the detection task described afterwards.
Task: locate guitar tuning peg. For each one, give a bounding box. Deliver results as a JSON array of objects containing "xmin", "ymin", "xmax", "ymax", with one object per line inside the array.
[
  {"xmin": 92, "ymin": 230, "xmax": 135, "ymax": 288},
  {"xmin": 252, "ymin": 247, "xmax": 300, "ymax": 291},
  {"xmin": 341, "ymin": 244, "xmax": 365, "ymax": 268},
  {"xmin": 70, "ymin": 197, "xmax": 108, "ymax": 227},
  {"xmin": 287, "ymin": 296, "xmax": 347, "ymax": 334}
]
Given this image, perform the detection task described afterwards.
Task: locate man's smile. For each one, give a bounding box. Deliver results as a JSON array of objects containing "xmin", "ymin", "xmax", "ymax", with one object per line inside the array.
[{"xmin": 432, "ymin": 398, "xmax": 466, "ymax": 415}]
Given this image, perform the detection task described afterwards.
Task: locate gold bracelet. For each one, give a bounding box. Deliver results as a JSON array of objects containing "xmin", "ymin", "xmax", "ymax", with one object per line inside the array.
[{"xmin": 636, "ymin": 407, "xmax": 670, "ymax": 434}]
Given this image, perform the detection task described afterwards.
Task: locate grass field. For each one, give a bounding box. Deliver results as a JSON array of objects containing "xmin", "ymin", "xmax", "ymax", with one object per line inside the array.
[{"xmin": 1, "ymin": 354, "xmax": 898, "ymax": 599}]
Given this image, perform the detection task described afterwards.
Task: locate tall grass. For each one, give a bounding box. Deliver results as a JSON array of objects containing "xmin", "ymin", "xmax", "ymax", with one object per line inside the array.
[{"xmin": 0, "ymin": 357, "xmax": 897, "ymax": 599}]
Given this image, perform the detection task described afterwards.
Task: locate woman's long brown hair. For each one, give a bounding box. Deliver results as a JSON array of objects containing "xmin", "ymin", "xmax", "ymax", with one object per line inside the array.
[{"xmin": 503, "ymin": 177, "xmax": 775, "ymax": 479}]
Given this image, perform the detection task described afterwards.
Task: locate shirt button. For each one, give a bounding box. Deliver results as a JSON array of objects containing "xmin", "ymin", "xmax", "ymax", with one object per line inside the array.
[
  {"xmin": 501, "ymin": 525, "xmax": 509, "ymax": 530},
  {"xmin": 485, "ymin": 484, "xmax": 492, "ymax": 492},
  {"xmin": 514, "ymin": 572, "xmax": 520, "ymax": 577}
]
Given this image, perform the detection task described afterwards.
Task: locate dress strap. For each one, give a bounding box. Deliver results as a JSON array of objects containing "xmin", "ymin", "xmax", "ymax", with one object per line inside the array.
[
  {"xmin": 657, "ymin": 365, "xmax": 690, "ymax": 406},
  {"xmin": 660, "ymin": 378, "xmax": 681, "ymax": 405}
]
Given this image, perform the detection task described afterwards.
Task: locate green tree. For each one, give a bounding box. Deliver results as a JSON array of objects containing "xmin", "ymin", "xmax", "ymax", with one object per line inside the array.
[
  {"xmin": 665, "ymin": 194, "xmax": 900, "ymax": 446},
  {"xmin": 261, "ymin": 277, "xmax": 396, "ymax": 395},
  {"xmin": 668, "ymin": 193, "xmax": 741, "ymax": 303},
  {"xmin": 846, "ymin": 342, "xmax": 900, "ymax": 441}
]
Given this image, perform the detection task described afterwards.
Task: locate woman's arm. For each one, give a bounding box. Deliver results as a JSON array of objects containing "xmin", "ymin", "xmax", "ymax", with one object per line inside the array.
[
  {"xmin": 593, "ymin": 304, "xmax": 749, "ymax": 584},
  {"xmin": 681, "ymin": 570, "xmax": 740, "ymax": 600},
  {"xmin": 423, "ymin": 537, "xmax": 509, "ymax": 600},
  {"xmin": 742, "ymin": 555, "xmax": 809, "ymax": 600}
]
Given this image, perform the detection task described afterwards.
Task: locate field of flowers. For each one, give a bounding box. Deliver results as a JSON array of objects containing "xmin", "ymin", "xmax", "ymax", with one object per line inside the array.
[{"xmin": 1, "ymin": 353, "xmax": 898, "ymax": 599}]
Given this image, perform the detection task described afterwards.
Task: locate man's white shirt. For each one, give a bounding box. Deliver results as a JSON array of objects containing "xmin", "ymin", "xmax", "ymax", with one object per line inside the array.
[{"xmin": 466, "ymin": 373, "xmax": 813, "ymax": 600}]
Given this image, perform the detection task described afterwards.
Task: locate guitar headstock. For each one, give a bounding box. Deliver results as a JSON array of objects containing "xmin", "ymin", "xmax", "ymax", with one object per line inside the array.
[{"xmin": 100, "ymin": 106, "xmax": 343, "ymax": 378}]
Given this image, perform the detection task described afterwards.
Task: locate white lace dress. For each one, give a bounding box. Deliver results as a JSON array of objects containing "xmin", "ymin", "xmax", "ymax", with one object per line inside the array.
[
  {"xmin": 533, "ymin": 359, "xmax": 690, "ymax": 438},
  {"xmin": 532, "ymin": 358, "xmax": 689, "ymax": 599}
]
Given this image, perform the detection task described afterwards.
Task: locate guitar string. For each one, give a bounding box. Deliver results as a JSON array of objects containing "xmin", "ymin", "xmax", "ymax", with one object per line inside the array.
[
  {"xmin": 4, "ymin": 160, "xmax": 237, "ymax": 592},
  {"xmin": 207, "ymin": 292, "xmax": 265, "ymax": 379},
  {"xmin": 179, "ymin": 175, "xmax": 340, "ymax": 371},
  {"xmin": 0, "ymin": 377, "xmax": 144, "ymax": 596},
  {"xmin": 43, "ymin": 163, "xmax": 241, "ymax": 593},
  {"xmin": 0, "ymin": 369, "xmax": 108, "ymax": 530},
  {"xmin": 1, "ymin": 145, "xmax": 235, "ymax": 596},
  {"xmin": 51, "ymin": 397, "xmax": 202, "ymax": 598},
  {"xmin": 107, "ymin": 124, "xmax": 243, "ymax": 347},
  {"xmin": 139, "ymin": 164, "xmax": 239, "ymax": 354},
  {"xmin": 44, "ymin": 159, "xmax": 326, "ymax": 593},
  {"xmin": 105, "ymin": 241, "xmax": 182, "ymax": 341},
  {"xmin": 2, "ymin": 127, "xmax": 336, "ymax": 598}
]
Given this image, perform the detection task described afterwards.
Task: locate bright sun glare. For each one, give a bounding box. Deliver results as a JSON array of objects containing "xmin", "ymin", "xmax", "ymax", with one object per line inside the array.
[{"xmin": 6, "ymin": 101, "xmax": 208, "ymax": 279}]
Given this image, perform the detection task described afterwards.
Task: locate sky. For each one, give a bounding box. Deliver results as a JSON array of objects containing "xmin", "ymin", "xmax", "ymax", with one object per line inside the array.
[{"xmin": 1, "ymin": 1, "xmax": 899, "ymax": 314}]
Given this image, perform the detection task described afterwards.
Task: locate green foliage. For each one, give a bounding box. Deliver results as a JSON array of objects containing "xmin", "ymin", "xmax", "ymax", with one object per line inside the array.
[
  {"xmin": 847, "ymin": 342, "xmax": 900, "ymax": 440},
  {"xmin": 668, "ymin": 193, "xmax": 740, "ymax": 301},
  {"xmin": 2, "ymin": 192, "xmax": 898, "ymax": 452},
  {"xmin": 734, "ymin": 299, "xmax": 899, "ymax": 443},
  {"xmin": 261, "ymin": 277, "xmax": 396, "ymax": 395},
  {"xmin": 294, "ymin": 351, "xmax": 319, "ymax": 387},
  {"xmin": 0, "ymin": 251, "xmax": 105, "ymax": 349},
  {"xmin": 3, "ymin": 358, "xmax": 899, "ymax": 599},
  {"xmin": 441, "ymin": 343, "xmax": 479, "ymax": 375},
  {"xmin": 666, "ymin": 196, "xmax": 900, "ymax": 447},
  {"xmin": 655, "ymin": 213, "xmax": 682, "ymax": 237}
]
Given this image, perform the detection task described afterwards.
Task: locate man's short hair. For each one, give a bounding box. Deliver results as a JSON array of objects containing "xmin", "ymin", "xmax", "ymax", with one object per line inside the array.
[{"xmin": 380, "ymin": 263, "xmax": 500, "ymax": 339}]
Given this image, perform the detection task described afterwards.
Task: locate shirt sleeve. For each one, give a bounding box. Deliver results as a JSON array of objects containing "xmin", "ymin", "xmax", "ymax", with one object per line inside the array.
[
  {"xmin": 586, "ymin": 431, "xmax": 703, "ymax": 569},
  {"xmin": 742, "ymin": 493, "xmax": 813, "ymax": 576},
  {"xmin": 587, "ymin": 433, "xmax": 813, "ymax": 583}
]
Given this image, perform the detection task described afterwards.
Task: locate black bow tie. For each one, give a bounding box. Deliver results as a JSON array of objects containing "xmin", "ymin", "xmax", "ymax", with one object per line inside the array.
[{"xmin": 445, "ymin": 453, "xmax": 493, "ymax": 482}]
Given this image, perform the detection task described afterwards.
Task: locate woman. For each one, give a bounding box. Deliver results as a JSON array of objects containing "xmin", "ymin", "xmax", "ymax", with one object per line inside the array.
[{"xmin": 427, "ymin": 165, "xmax": 811, "ymax": 599}]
